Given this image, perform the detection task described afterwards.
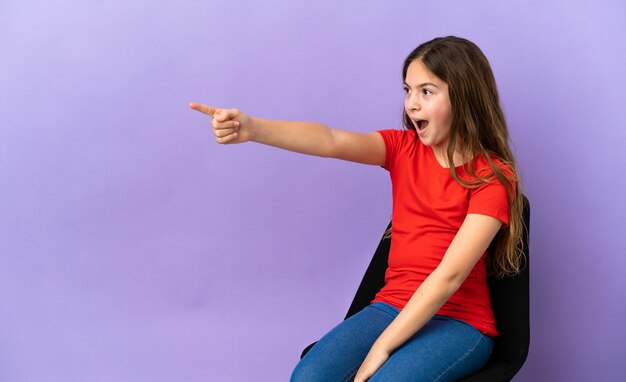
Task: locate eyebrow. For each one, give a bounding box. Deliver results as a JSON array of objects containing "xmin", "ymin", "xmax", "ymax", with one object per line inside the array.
[{"xmin": 404, "ymin": 82, "xmax": 439, "ymax": 88}]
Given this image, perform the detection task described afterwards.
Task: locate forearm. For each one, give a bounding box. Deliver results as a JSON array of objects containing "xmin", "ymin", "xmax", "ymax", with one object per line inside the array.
[
  {"xmin": 250, "ymin": 117, "xmax": 336, "ymax": 157},
  {"xmin": 373, "ymin": 273, "xmax": 461, "ymax": 354}
]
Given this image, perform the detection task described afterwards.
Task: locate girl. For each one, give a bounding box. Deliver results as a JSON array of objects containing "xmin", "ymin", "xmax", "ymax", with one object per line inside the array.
[{"xmin": 190, "ymin": 36, "xmax": 524, "ymax": 382}]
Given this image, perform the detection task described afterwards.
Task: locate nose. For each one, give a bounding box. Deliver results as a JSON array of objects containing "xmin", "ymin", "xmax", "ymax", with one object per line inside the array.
[{"xmin": 406, "ymin": 91, "xmax": 421, "ymax": 112}]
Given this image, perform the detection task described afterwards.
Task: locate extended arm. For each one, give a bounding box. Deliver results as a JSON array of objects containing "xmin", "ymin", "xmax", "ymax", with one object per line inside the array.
[
  {"xmin": 354, "ymin": 213, "xmax": 503, "ymax": 381},
  {"xmin": 189, "ymin": 102, "xmax": 386, "ymax": 166}
]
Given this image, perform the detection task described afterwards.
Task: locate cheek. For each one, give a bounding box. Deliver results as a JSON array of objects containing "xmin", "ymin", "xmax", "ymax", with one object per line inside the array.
[{"xmin": 433, "ymin": 104, "xmax": 452, "ymax": 125}]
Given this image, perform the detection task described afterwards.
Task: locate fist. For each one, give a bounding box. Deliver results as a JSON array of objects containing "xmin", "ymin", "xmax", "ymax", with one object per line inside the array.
[{"xmin": 189, "ymin": 102, "xmax": 253, "ymax": 144}]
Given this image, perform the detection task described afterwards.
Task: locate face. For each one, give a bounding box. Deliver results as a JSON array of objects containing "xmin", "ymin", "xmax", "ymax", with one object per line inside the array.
[{"xmin": 404, "ymin": 59, "xmax": 453, "ymax": 154}]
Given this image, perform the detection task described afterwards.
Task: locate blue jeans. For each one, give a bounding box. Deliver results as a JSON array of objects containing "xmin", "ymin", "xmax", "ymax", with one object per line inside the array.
[{"xmin": 291, "ymin": 302, "xmax": 493, "ymax": 382}]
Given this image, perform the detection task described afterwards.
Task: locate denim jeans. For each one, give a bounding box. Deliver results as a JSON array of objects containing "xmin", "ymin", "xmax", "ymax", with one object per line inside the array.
[{"xmin": 291, "ymin": 302, "xmax": 493, "ymax": 382}]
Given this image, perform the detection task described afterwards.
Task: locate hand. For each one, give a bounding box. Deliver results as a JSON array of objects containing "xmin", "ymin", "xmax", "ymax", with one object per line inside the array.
[
  {"xmin": 189, "ymin": 102, "xmax": 254, "ymax": 144},
  {"xmin": 354, "ymin": 347, "xmax": 390, "ymax": 382}
]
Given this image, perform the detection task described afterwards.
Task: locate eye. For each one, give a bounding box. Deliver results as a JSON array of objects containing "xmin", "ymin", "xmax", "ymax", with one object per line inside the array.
[
  {"xmin": 422, "ymin": 88, "xmax": 432, "ymax": 96},
  {"xmin": 403, "ymin": 86, "xmax": 410, "ymax": 94}
]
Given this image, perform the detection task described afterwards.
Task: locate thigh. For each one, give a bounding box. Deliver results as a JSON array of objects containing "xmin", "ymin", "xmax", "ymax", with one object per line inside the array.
[
  {"xmin": 369, "ymin": 316, "xmax": 493, "ymax": 382},
  {"xmin": 290, "ymin": 303, "xmax": 399, "ymax": 382}
]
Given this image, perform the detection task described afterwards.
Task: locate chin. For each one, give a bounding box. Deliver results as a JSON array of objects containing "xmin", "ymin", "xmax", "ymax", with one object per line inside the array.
[{"xmin": 417, "ymin": 136, "xmax": 433, "ymax": 146}]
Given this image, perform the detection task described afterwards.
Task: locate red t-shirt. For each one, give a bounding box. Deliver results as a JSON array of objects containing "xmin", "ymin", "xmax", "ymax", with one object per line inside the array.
[{"xmin": 371, "ymin": 129, "xmax": 511, "ymax": 337}]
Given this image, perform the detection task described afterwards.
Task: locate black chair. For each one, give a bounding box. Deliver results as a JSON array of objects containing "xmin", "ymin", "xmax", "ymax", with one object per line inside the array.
[{"xmin": 301, "ymin": 195, "xmax": 530, "ymax": 381}]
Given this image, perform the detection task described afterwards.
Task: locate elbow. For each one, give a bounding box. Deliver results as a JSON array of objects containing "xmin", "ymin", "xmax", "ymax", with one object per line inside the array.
[
  {"xmin": 431, "ymin": 270, "xmax": 466, "ymax": 297},
  {"xmin": 324, "ymin": 127, "xmax": 339, "ymax": 158}
]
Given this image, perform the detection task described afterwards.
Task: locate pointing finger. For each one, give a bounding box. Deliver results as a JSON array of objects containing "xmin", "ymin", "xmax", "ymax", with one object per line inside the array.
[{"xmin": 189, "ymin": 102, "xmax": 219, "ymax": 117}]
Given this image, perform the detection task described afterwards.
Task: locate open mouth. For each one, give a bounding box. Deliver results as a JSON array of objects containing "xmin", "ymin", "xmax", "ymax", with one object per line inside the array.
[{"xmin": 416, "ymin": 120, "xmax": 429, "ymax": 130}]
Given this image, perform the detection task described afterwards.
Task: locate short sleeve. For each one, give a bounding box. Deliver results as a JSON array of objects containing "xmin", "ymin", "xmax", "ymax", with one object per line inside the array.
[
  {"xmin": 376, "ymin": 129, "xmax": 408, "ymax": 172},
  {"xmin": 468, "ymin": 178, "xmax": 511, "ymax": 227}
]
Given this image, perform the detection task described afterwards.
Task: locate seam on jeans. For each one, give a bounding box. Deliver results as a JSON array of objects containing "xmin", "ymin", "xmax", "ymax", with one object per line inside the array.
[{"xmin": 433, "ymin": 334, "xmax": 486, "ymax": 382}]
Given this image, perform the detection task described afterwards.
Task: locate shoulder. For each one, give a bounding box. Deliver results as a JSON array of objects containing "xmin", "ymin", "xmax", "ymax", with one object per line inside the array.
[
  {"xmin": 376, "ymin": 128, "xmax": 416, "ymax": 143},
  {"xmin": 376, "ymin": 129, "xmax": 419, "ymax": 152},
  {"xmin": 376, "ymin": 129, "xmax": 420, "ymax": 170}
]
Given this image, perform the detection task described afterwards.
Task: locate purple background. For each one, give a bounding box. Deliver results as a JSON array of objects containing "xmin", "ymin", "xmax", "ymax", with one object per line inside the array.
[{"xmin": 1, "ymin": 0, "xmax": 625, "ymax": 381}]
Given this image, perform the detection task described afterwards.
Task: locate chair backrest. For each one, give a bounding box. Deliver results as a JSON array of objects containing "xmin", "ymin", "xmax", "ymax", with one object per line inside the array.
[{"xmin": 342, "ymin": 195, "xmax": 531, "ymax": 381}]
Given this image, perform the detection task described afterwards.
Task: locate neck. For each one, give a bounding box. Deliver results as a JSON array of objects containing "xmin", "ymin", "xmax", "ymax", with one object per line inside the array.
[{"xmin": 433, "ymin": 146, "xmax": 466, "ymax": 168}]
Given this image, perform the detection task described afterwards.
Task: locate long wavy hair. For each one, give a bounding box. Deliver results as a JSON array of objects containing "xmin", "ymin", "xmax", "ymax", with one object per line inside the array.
[{"xmin": 387, "ymin": 36, "xmax": 525, "ymax": 279}]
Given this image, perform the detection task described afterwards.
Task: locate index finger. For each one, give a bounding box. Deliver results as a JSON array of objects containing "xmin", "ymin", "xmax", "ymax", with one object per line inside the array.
[{"xmin": 189, "ymin": 102, "xmax": 218, "ymax": 116}]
